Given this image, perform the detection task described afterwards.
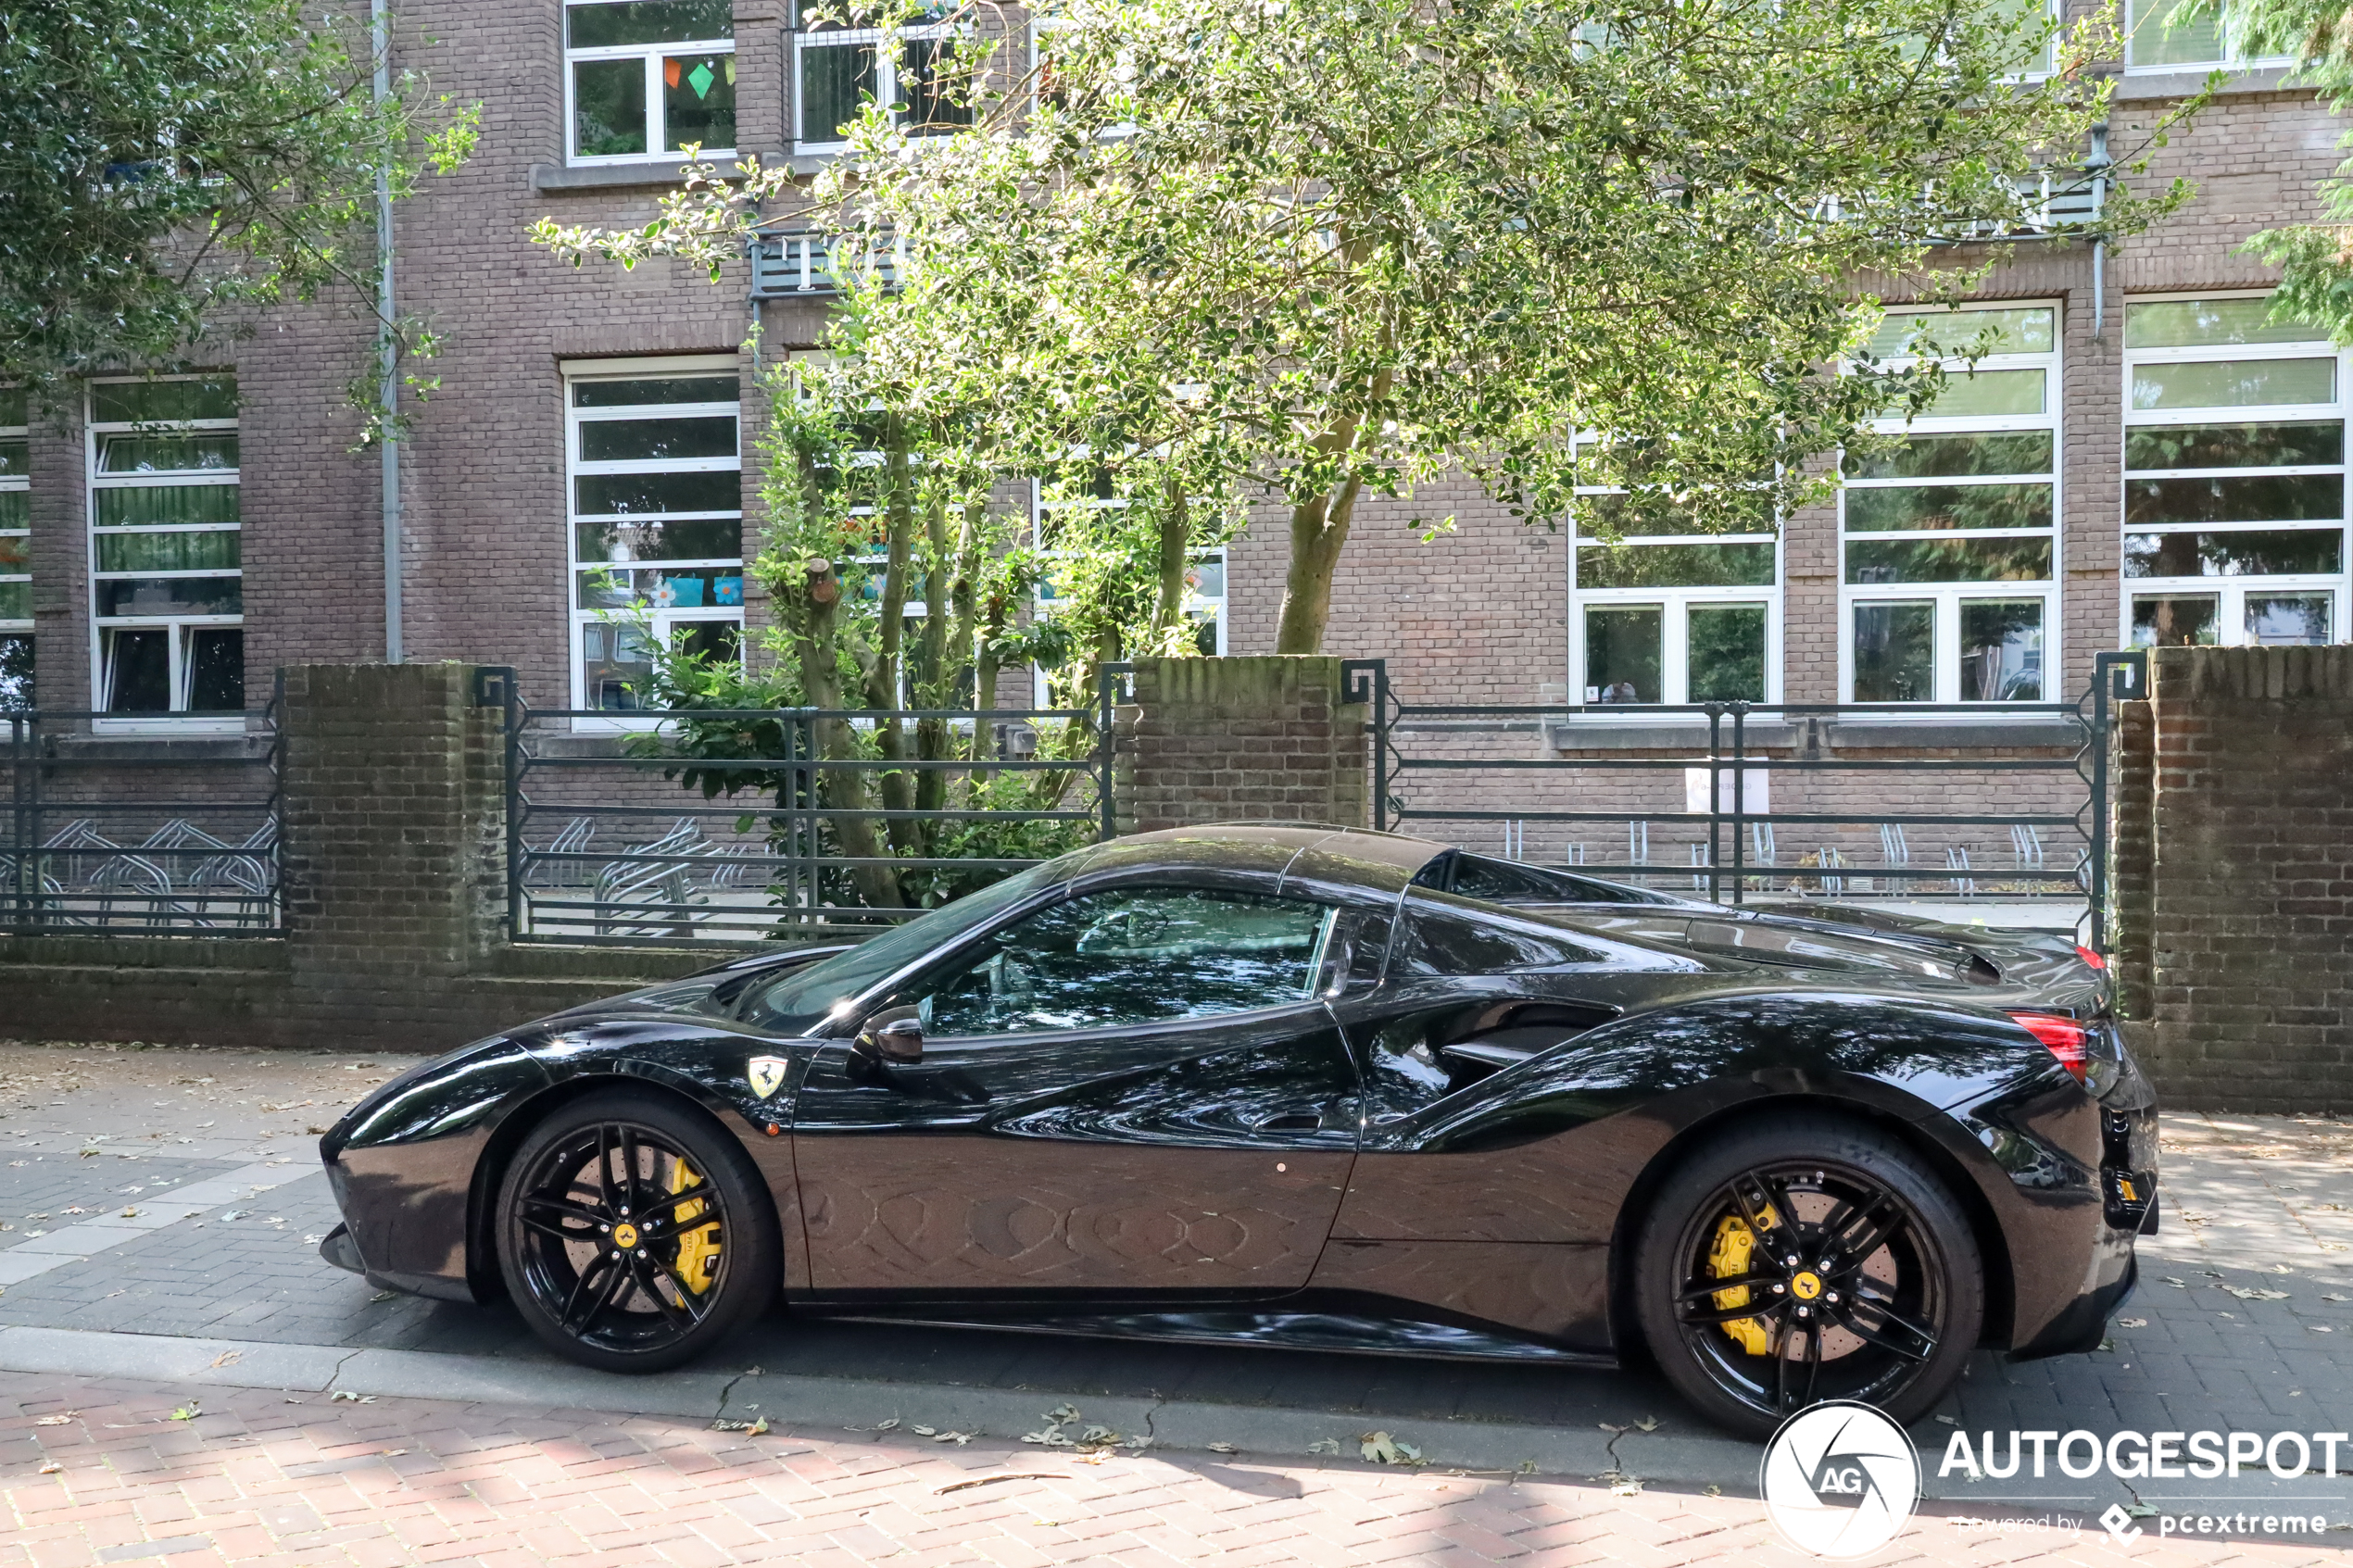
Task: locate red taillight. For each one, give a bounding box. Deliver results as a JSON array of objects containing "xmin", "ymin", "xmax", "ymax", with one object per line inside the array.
[
  {"xmin": 2074, "ymin": 944, "xmax": 2107, "ymax": 971},
  {"xmin": 2011, "ymin": 1011, "xmax": 2090, "ymax": 1083}
]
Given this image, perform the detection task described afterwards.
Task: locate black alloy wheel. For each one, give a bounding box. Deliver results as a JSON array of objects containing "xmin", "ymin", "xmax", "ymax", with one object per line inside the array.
[
  {"xmin": 1634, "ymin": 1113, "xmax": 1982, "ymax": 1437},
  {"xmin": 496, "ymin": 1089, "xmax": 779, "ymax": 1373}
]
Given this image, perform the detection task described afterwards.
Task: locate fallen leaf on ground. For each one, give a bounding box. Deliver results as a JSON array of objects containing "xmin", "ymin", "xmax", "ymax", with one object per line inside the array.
[
  {"xmin": 934, "ymin": 1474, "xmax": 1062, "ymax": 1496},
  {"xmin": 1205, "ymin": 1441, "xmax": 1236, "ymax": 1454},
  {"xmin": 933, "ymin": 1431, "xmax": 973, "ymax": 1445},
  {"xmin": 170, "ymin": 1404, "xmax": 200, "ymax": 1422},
  {"xmin": 711, "ymin": 1416, "xmax": 771, "ymax": 1434},
  {"xmin": 32, "ymin": 1414, "xmax": 74, "ymax": 1426},
  {"xmin": 2221, "ymin": 1286, "xmax": 2291, "ymax": 1300},
  {"xmin": 209, "ymin": 1351, "xmax": 241, "ymax": 1368},
  {"xmin": 1360, "ymin": 1431, "xmax": 1423, "ymax": 1465},
  {"xmin": 1703, "ymin": 1484, "xmax": 1722, "ymax": 1498},
  {"xmin": 1308, "ymin": 1438, "xmax": 1340, "ymax": 1455},
  {"xmin": 37, "ymin": 1461, "xmax": 60, "ymax": 1474},
  {"xmin": 2118, "ymin": 1317, "xmax": 2147, "ymax": 1328},
  {"xmin": 329, "ymin": 1392, "xmax": 374, "ymax": 1404},
  {"xmin": 1633, "ymin": 1415, "xmax": 1660, "ymax": 1433}
]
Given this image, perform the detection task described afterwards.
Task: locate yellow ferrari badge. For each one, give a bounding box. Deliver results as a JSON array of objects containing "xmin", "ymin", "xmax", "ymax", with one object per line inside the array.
[{"xmin": 748, "ymin": 1056, "xmax": 788, "ymax": 1099}]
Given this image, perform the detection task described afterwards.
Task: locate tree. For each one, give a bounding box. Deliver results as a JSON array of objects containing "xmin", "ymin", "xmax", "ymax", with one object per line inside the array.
[
  {"xmin": 537, "ymin": 0, "xmax": 2181, "ymax": 654},
  {"xmin": 2208, "ymin": 0, "xmax": 2353, "ymax": 334},
  {"xmin": 0, "ymin": 0, "xmax": 475, "ymax": 421}
]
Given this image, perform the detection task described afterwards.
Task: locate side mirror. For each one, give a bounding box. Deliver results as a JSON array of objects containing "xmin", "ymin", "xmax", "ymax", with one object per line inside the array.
[{"xmin": 854, "ymin": 1013, "xmax": 924, "ymax": 1065}]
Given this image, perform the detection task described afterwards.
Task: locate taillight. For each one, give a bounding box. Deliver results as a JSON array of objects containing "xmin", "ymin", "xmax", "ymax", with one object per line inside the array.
[
  {"xmin": 2074, "ymin": 945, "xmax": 2107, "ymax": 971},
  {"xmin": 2011, "ymin": 1011, "xmax": 2089, "ymax": 1083}
]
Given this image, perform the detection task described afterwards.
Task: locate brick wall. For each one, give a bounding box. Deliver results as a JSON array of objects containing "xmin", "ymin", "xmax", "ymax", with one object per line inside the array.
[
  {"xmin": 1114, "ymin": 658, "xmax": 1368, "ymax": 834},
  {"xmin": 2113, "ymin": 646, "xmax": 2353, "ymax": 1109}
]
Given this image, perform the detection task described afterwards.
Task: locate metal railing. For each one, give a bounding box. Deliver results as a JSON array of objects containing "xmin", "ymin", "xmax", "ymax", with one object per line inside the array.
[
  {"xmin": 501, "ymin": 680, "xmax": 1118, "ymax": 946},
  {"xmin": 3, "ymin": 709, "xmax": 283, "ymax": 935}
]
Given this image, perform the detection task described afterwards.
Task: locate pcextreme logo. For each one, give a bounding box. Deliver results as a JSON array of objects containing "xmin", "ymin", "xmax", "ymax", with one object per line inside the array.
[{"xmin": 1759, "ymin": 1402, "xmax": 1922, "ymax": 1559}]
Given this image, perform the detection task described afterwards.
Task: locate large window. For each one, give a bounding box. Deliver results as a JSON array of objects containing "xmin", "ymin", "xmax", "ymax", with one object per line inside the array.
[
  {"xmin": 794, "ymin": 3, "xmax": 974, "ymax": 146},
  {"xmin": 88, "ymin": 376, "xmax": 243, "ymax": 720},
  {"xmin": 566, "ymin": 0, "xmax": 736, "ymax": 163},
  {"xmin": 1843, "ymin": 305, "xmax": 2058, "ymax": 702},
  {"xmin": 2122, "ymin": 295, "xmax": 2347, "ymax": 648},
  {"xmin": 0, "ymin": 388, "xmax": 27, "ymax": 709},
  {"xmin": 2123, "ymin": 0, "xmax": 2287, "ymax": 69},
  {"xmin": 1570, "ymin": 450, "xmax": 1779, "ymax": 707},
  {"xmin": 567, "ymin": 359, "xmax": 745, "ymax": 712}
]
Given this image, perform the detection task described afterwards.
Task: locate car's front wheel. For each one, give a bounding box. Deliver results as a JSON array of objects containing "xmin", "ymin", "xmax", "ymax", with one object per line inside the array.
[
  {"xmin": 1633, "ymin": 1112, "xmax": 1983, "ymax": 1437},
  {"xmin": 496, "ymin": 1088, "xmax": 779, "ymax": 1373}
]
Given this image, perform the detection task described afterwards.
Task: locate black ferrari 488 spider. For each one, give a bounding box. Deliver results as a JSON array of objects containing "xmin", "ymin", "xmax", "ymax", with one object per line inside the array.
[{"xmin": 318, "ymin": 823, "xmax": 2156, "ymax": 1436}]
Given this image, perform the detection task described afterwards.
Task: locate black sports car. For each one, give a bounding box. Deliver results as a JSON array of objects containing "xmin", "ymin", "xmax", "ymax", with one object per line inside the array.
[{"xmin": 317, "ymin": 823, "xmax": 2156, "ymax": 1436}]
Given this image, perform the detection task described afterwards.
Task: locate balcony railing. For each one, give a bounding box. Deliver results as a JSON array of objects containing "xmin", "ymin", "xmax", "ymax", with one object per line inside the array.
[{"xmin": 749, "ymin": 230, "xmax": 904, "ymax": 299}]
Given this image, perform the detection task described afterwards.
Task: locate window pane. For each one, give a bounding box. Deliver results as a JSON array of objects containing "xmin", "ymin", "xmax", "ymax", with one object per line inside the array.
[
  {"xmin": 97, "ymin": 532, "xmax": 241, "ymax": 573},
  {"xmin": 1845, "ymin": 430, "xmax": 2051, "ymax": 480},
  {"xmin": 661, "ymin": 52, "xmax": 736, "ymax": 150},
  {"xmin": 95, "ymin": 577, "xmax": 243, "ymax": 617},
  {"xmin": 799, "ymin": 38, "xmax": 876, "ymax": 138},
  {"xmin": 1584, "ymin": 605, "xmax": 1661, "ymax": 703},
  {"xmin": 0, "ymin": 582, "xmax": 27, "ymax": 621},
  {"xmin": 1687, "ymin": 604, "xmax": 1767, "ymax": 703},
  {"xmin": 1920, "ymin": 369, "xmax": 2045, "ymax": 418},
  {"xmin": 2131, "ymin": 594, "xmax": 2220, "ymax": 646},
  {"xmin": 105, "ymin": 629, "xmax": 170, "ymax": 713},
  {"xmin": 672, "ymin": 620, "xmax": 741, "ymax": 666},
  {"xmin": 900, "ymin": 37, "xmax": 972, "ymax": 132},
  {"xmin": 188, "ymin": 628, "xmax": 244, "ymax": 712},
  {"xmin": 574, "ymin": 518, "xmax": 742, "ymax": 562},
  {"xmin": 2127, "ymin": 297, "xmax": 2322, "ymax": 349},
  {"xmin": 2247, "ymin": 594, "xmax": 2334, "ymax": 645},
  {"xmin": 579, "ymin": 566, "xmax": 742, "ymax": 607},
  {"xmin": 90, "ymin": 378, "xmax": 236, "ymax": 424},
  {"xmin": 1853, "ymin": 602, "xmax": 1935, "ymax": 702},
  {"xmin": 1866, "ymin": 307, "xmax": 2054, "ymax": 360},
  {"xmin": 0, "ymin": 536, "xmax": 24, "ymax": 571},
  {"xmin": 2127, "ymin": 0, "xmax": 2224, "ymax": 65},
  {"xmin": 0, "ymin": 438, "xmax": 26, "ymax": 477},
  {"xmin": 0, "ymin": 389, "xmax": 25, "ymax": 427},
  {"xmin": 583, "ymin": 619, "xmax": 657, "ymax": 709},
  {"xmin": 1845, "ymin": 537, "xmax": 2051, "ymax": 583},
  {"xmin": 97, "ymin": 433, "xmax": 237, "ymax": 472},
  {"xmin": 2123, "ymin": 528, "xmax": 2345, "ymax": 577},
  {"xmin": 1576, "ymin": 542, "xmax": 1775, "ymax": 587},
  {"xmin": 1958, "ymin": 599, "xmax": 2043, "ymax": 701},
  {"xmin": 2125, "ymin": 474, "xmax": 2341, "ymax": 524},
  {"xmin": 574, "ymin": 58, "xmax": 648, "ymax": 157},
  {"xmin": 914, "ymin": 888, "xmax": 1330, "ymax": 1035},
  {"xmin": 579, "ymin": 415, "xmax": 736, "ymax": 462},
  {"xmin": 2133, "ymin": 358, "xmax": 2335, "ymax": 410},
  {"xmin": 1844, "ymin": 483, "xmax": 2052, "ymax": 532},
  {"xmin": 567, "ymin": 0, "xmax": 732, "ymax": 46},
  {"xmin": 2124, "ymin": 420, "xmax": 2343, "ymax": 470},
  {"xmin": 0, "ymin": 493, "xmax": 24, "ymax": 530},
  {"xmin": 574, "ymin": 470, "xmax": 740, "ymax": 514},
  {"xmin": 573, "ymin": 375, "xmax": 737, "ymax": 408},
  {"xmin": 0, "ymin": 634, "xmax": 29, "ymax": 710},
  {"xmin": 96, "ymin": 484, "xmax": 240, "ymax": 527},
  {"xmin": 1577, "ymin": 492, "xmax": 1775, "ymax": 536}
]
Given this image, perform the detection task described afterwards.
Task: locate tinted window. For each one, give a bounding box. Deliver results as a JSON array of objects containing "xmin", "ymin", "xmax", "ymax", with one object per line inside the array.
[
  {"xmin": 1445, "ymin": 853, "xmax": 1667, "ymax": 906},
  {"xmin": 1398, "ymin": 898, "xmax": 1603, "ymax": 976},
  {"xmin": 915, "ymin": 887, "xmax": 1333, "ymax": 1036}
]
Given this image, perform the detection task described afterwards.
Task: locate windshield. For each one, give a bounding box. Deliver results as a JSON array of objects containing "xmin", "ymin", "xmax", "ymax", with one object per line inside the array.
[{"xmin": 739, "ymin": 863, "xmax": 1061, "ymax": 1034}]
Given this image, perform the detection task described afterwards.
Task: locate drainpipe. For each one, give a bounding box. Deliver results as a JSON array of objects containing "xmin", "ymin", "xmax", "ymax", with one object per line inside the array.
[
  {"xmin": 373, "ymin": 0, "xmax": 404, "ymax": 662},
  {"xmin": 2085, "ymin": 121, "xmax": 2112, "ymax": 345}
]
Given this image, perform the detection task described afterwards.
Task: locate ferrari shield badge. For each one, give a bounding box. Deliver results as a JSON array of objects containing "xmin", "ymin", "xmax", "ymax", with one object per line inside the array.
[{"xmin": 747, "ymin": 1056, "xmax": 788, "ymax": 1099}]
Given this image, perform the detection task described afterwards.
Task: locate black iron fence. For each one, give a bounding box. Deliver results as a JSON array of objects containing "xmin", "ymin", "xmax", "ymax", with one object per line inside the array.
[
  {"xmin": 3, "ymin": 709, "xmax": 283, "ymax": 935},
  {"xmin": 502, "ymin": 685, "xmax": 1117, "ymax": 945}
]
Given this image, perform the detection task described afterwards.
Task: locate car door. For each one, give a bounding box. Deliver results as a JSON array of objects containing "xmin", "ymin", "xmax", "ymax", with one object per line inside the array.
[{"xmin": 790, "ymin": 882, "xmax": 1362, "ymax": 1298}]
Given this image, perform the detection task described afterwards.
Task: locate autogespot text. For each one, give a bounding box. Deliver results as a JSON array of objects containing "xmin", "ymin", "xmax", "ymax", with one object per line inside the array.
[{"xmin": 1938, "ymin": 1428, "xmax": 2353, "ymax": 1482}]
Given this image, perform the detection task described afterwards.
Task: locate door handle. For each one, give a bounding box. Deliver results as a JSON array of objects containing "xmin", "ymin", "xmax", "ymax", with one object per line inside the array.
[{"xmin": 1252, "ymin": 1104, "xmax": 1331, "ymax": 1133}]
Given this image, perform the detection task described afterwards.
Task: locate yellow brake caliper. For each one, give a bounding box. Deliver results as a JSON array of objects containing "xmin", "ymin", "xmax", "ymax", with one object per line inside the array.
[
  {"xmin": 669, "ymin": 1159, "xmax": 722, "ymax": 1294},
  {"xmin": 1707, "ymin": 1206, "xmax": 1779, "ymax": 1356}
]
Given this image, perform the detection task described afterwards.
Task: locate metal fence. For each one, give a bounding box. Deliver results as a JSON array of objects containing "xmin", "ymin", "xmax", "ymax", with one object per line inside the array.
[
  {"xmin": 1362, "ymin": 654, "xmax": 2138, "ymax": 947},
  {"xmin": 3, "ymin": 709, "xmax": 283, "ymax": 935},
  {"xmin": 502, "ymin": 685, "xmax": 1117, "ymax": 946}
]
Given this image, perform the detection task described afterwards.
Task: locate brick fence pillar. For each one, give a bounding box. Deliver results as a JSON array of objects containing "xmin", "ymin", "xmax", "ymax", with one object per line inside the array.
[
  {"xmin": 279, "ymin": 663, "xmax": 507, "ymax": 1013},
  {"xmin": 1113, "ymin": 658, "xmax": 1369, "ymax": 834},
  {"xmin": 2110, "ymin": 696, "xmax": 2154, "ymax": 1022}
]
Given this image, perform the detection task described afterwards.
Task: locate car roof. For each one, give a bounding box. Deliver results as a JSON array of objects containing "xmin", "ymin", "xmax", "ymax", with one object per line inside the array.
[{"xmin": 1064, "ymin": 822, "xmax": 1449, "ymax": 898}]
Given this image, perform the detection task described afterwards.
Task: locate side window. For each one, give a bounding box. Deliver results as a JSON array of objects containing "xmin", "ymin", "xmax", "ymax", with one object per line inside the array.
[
  {"xmin": 912, "ymin": 887, "xmax": 1334, "ymax": 1036},
  {"xmin": 1447, "ymin": 853, "xmax": 1656, "ymax": 906},
  {"xmin": 1397, "ymin": 897, "xmax": 1604, "ymax": 977}
]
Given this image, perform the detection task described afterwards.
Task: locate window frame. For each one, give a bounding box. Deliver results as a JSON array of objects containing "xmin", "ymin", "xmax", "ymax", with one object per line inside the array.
[
  {"xmin": 2122, "ymin": 0, "xmax": 2292, "ymax": 71},
  {"xmin": 563, "ymin": 0, "xmax": 738, "ymax": 166},
  {"xmin": 791, "ymin": 2, "xmax": 974, "ymax": 150},
  {"xmin": 0, "ymin": 391, "xmax": 27, "ymax": 655},
  {"xmin": 86, "ymin": 374, "xmax": 244, "ymax": 732},
  {"xmin": 562, "ymin": 355, "xmax": 746, "ymax": 728},
  {"xmin": 2119, "ymin": 289, "xmax": 2349, "ymax": 649},
  {"xmin": 1840, "ymin": 302, "xmax": 2062, "ymax": 705}
]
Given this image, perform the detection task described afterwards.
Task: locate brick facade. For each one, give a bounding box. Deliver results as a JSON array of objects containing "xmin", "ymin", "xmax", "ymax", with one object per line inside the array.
[{"xmin": 1113, "ymin": 658, "xmax": 1369, "ymax": 835}]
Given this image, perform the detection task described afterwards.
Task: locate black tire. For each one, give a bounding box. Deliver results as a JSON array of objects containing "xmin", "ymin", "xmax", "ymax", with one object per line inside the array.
[
  {"xmin": 1632, "ymin": 1111, "xmax": 1983, "ymax": 1439},
  {"xmin": 495, "ymin": 1088, "xmax": 780, "ymax": 1374}
]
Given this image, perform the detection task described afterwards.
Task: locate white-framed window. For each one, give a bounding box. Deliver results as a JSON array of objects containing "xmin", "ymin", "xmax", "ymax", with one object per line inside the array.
[
  {"xmin": 0, "ymin": 387, "xmax": 28, "ymax": 710},
  {"xmin": 88, "ymin": 376, "xmax": 243, "ymax": 725},
  {"xmin": 1184, "ymin": 546, "xmax": 1227, "ymax": 656},
  {"xmin": 565, "ymin": 357, "xmax": 745, "ymax": 717},
  {"xmin": 566, "ymin": 0, "xmax": 736, "ymax": 164},
  {"xmin": 2121, "ymin": 293, "xmax": 2347, "ymax": 649},
  {"xmin": 1569, "ymin": 445, "xmax": 1780, "ymax": 708},
  {"xmin": 2123, "ymin": 0, "xmax": 2289, "ymax": 69},
  {"xmin": 794, "ymin": 2, "xmax": 974, "ymax": 147},
  {"xmin": 1843, "ymin": 304, "xmax": 2059, "ymax": 703},
  {"xmin": 1026, "ymin": 475, "xmax": 1225, "ymax": 701}
]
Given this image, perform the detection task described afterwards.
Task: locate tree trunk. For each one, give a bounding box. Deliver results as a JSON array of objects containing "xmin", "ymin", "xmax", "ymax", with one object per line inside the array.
[
  {"xmin": 869, "ymin": 422, "xmax": 918, "ymax": 856},
  {"xmin": 793, "ymin": 558, "xmax": 903, "ymax": 910},
  {"xmin": 1152, "ymin": 479, "xmax": 1191, "ymax": 641},
  {"xmin": 1273, "ymin": 473, "xmax": 1363, "ymax": 655}
]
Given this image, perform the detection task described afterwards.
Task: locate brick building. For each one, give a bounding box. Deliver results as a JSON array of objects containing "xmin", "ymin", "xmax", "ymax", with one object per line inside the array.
[{"xmin": 2, "ymin": 0, "xmax": 2341, "ymax": 869}]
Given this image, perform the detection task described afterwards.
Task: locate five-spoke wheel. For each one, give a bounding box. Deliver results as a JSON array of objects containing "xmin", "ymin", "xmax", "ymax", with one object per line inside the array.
[
  {"xmin": 1636, "ymin": 1114, "xmax": 1982, "ymax": 1436},
  {"xmin": 497, "ymin": 1090, "xmax": 778, "ymax": 1372}
]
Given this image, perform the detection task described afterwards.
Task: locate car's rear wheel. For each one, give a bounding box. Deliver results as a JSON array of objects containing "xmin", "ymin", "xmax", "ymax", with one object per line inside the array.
[
  {"xmin": 1633, "ymin": 1113, "xmax": 1982, "ymax": 1438},
  {"xmin": 496, "ymin": 1089, "xmax": 778, "ymax": 1373}
]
